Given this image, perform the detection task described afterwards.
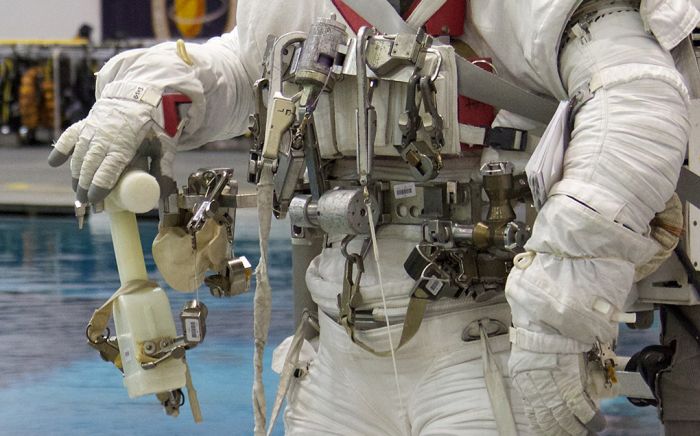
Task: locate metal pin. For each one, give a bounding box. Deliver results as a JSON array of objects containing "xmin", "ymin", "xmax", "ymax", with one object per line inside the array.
[{"xmin": 74, "ymin": 200, "xmax": 87, "ymax": 229}]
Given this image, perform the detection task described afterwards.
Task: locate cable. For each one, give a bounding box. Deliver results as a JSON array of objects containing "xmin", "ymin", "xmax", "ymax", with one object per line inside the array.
[{"xmin": 363, "ymin": 186, "xmax": 405, "ymax": 421}]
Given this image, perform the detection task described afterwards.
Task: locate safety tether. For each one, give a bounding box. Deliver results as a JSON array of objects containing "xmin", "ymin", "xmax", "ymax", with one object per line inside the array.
[
  {"xmin": 480, "ymin": 322, "xmax": 518, "ymax": 436},
  {"xmin": 253, "ymin": 163, "xmax": 274, "ymax": 436}
]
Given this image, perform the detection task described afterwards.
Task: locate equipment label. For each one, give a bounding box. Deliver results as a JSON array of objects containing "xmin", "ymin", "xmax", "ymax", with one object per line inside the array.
[
  {"xmin": 425, "ymin": 277, "xmax": 443, "ymax": 296},
  {"xmin": 185, "ymin": 319, "xmax": 202, "ymax": 343},
  {"xmin": 394, "ymin": 183, "xmax": 417, "ymax": 199}
]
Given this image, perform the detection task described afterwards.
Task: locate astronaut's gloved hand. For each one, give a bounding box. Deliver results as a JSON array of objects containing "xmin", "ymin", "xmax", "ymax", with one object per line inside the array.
[
  {"xmin": 509, "ymin": 345, "xmax": 606, "ymax": 435},
  {"xmin": 48, "ymin": 89, "xmax": 181, "ymax": 204}
]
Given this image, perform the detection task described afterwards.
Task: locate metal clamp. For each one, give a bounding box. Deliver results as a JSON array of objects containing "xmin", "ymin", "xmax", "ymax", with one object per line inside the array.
[
  {"xmin": 337, "ymin": 235, "xmax": 372, "ymax": 328},
  {"xmin": 186, "ymin": 169, "xmax": 233, "ymax": 238},
  {"xmin": 86, "ymin": 326, "xmax": 121, "ymax": 369},
  {"xmin": 396, "ymin": 73, "xmax": 442, "ymax": 181},
  {"xmin": 356, "ymin": 26, "xmax": 377, "ymax": 187}
]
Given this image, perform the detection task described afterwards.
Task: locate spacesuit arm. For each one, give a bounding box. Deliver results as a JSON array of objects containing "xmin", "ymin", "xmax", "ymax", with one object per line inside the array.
[
  {"xmin": 506, "ymin": 6, "xmax": 692, "ymax": 435},
  {"xmin": 93, "ymin": 28, "xmax": 257, "ymax": 152},
  {"xmin": 48, "ymin": 2, "xmax": 269, "ymax": 203}
]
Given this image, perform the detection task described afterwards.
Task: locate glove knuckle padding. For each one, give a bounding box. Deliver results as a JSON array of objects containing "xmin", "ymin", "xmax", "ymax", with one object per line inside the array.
[
  {"xmin": 78, "ymin": 141, "xmax": 106, "ymax": 189},
  {"xmin": 511, "ymin": 349, "xmax": 593, "ymax": 436},
  {"xmin": 507, "ymin": 195, "xmax": 659, "ymax": 347},
  {"xmin": 76, "ymin": 98, "xmax": 155, "ymax": 191},
  {"xmin": 53, "ymin": 119, "xmax": 85, "ymax": 156},
  {"xmin": 70, "ymin": 125, "xmax": 95, "ymax": 180}
]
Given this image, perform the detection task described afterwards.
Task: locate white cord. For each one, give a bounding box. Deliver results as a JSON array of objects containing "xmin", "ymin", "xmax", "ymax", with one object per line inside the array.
[{"xmin": 364, "ymin": 189, "xmax": 405, "ymax": 415}]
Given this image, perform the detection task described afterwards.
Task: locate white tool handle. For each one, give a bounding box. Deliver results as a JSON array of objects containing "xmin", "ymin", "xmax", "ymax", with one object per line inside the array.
[
  {"xmin": 106, "ymin": 170, "xmax": 160, "ymax": 214},
  {"xmin": 105, "ymin": 170, "xmax": 160, "ymax": 285}
]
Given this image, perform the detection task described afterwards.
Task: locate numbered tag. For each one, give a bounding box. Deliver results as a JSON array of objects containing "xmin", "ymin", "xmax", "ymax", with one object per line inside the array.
[
  {"xmin": 393, "ymin": 182, "xmax": 417, "ymax": 199},
  {"xmin": 424, "ymin": 276, "xmax": 444, "ymax": 296},
  {"xmin": 180, "ymin": 300, "xmax": 208, "ymax": 346}
]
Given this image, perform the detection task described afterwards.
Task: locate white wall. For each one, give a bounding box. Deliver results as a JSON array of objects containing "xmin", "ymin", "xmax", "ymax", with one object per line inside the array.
[{"xmin": 0, "ymin": 0, "xmax": 101, "ymax": 42}]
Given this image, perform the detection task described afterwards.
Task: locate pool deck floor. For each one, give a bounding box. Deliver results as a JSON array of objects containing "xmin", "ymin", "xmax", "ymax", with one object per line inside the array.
[{"xmin": 0, "ymin": 145, "xmax": 254, "ymax": 216}]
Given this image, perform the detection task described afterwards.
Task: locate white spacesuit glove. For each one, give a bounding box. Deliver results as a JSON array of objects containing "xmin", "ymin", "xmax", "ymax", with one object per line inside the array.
[
  {"xmin": 48, "ymin": 89, "xmax": 181, "ymax": 203},
  {"xmin": 509, "ymin": 345, "xmax": 606, "ymax": 436}
]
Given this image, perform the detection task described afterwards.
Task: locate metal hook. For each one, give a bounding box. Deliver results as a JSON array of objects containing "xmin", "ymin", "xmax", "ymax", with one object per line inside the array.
[
  {"xmin": 340, "ymin": 234, "xmax": 372, "ymax": 261},
  {"xmin": 86, "ymin": 324, "xmax": 109, "ymax": 344}
]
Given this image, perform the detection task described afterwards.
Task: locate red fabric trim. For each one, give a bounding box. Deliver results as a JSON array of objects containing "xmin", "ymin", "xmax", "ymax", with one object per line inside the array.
[
  {"xmin": 404, "ymin": 0, "xmax": 465, "ymax": 37},
  {"xmin": 330, "ymin": 0, "xmax": 372, "ymax": 34},
  {"xmin": 329, "ymin": 0, "xmax": 490, "ymax": 152},
  {"xmin": 331, "ymin": 0, "xmax": 465, "ymax": 37},
  {"xmin": 161, "ymin": 93, "xmax": 192, "ymax": 137}
]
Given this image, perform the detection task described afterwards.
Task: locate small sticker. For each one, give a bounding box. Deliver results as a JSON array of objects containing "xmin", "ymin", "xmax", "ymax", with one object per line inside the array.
[
  {"xmin": 425, "ymin": 277, "xmax": 443, "ymax": 296},
  {"xmin": 185, "ymin": 318, "xmax": 202, "ymax": 342},
  {"xmin": 123, "ymin": 348, "xmax": 133, "ymax": 364},
  {"xmin": 393, "ymin": 183, "xmax": 416, "ymax": 199},
  {"xmin": 132, "ymin": 86, "xmax": 145, "ymax": 100}
]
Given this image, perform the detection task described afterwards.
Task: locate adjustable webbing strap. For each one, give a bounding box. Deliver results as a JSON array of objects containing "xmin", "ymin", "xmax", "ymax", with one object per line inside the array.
[
  {"xmin": 185, "ymin": 363, "xmax": 203, "ymax": 423},
  {"xmin": 266, "ymin": 311, "xmax": 317, "ymax": 436},
  {"xmin": 480, "ymin": 323, "xmax": 518, "ymax": 436},
  {"xmin": 339, "ymin": 290, "xmax": 430, "ymax": 357},
  {"xmin": 87, "ymin": 279, "xmax": 158, "ymax": 343},
  {"xmin": 455, "ymin": 58, "xmax": 557, "ymax": 124}
]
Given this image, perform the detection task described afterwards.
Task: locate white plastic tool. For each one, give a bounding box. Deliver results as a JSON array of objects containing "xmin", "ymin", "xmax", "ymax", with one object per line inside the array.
[{"xmin": 105, "ymin": 170, "xmax": 187, "ymax": 398}]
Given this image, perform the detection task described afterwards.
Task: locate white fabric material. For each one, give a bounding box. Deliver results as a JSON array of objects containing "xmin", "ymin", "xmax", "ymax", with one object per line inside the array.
[
  {"xmin": 284, "ymin": 305, "xmax": 532, "ymax": 435},
  {"xmin": 271, "ymin": 336, "xmax": 316, "ymax": 375},
  {"xmin": 635, "ymin": 192, "xmax": 684, "ymax": 281},
  {"xmin": 640, "ymin": 0, "xmax": 700, "ymax": 50},
  {"xmin": 480, "ymin": 325, "xmax": 518, "ymax": 436},
  {"xmin": 505, "ymin": 10, "xmax": 690, "ymax": 435},
  {"xmin": 509, "ymin": 327, "xmax": 591, "ymax": 355},
  {"xmin": 405, "ymin": 0, "xmax": 447, "ymax": 28},
  {"xmin": 253, "ymin": 164, "xmax": 274, "ymax": 436},
  {"xmin": 509, "ymin": 346, "xmax": 603, "ymax": 436},
  {"xmin": 55, "ymin": 0, "xmax": 700, "ymax": 196},
  {"xmin": 152, "ymin": 220, "xmax": 229, "ymax": 292},
  {"xmin": 525, "ymin": 100, "xmax": 570, "ymax": 210},
  {"xmin": 51, "ymin": 1, "xmax": 698, "ymax": 434},
  {"xmin": 463, "ymin": 0, "xmax": 699, "ymax": 100},
  {"xmin": 52, "ymin": 96, "xmax": 176, "ymax": 194},
  {"xmin": 306, "ymin": 229, "xmax": 420, "ymax": 315},
  {"xmin": 268, "ymin": 319, "xmax": 317, "ymax": 436}
]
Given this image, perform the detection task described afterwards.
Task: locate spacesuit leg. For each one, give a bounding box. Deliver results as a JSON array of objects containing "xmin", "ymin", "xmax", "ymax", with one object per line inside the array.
[
  {"xmin": 506, "ymin": 9, "xmax": 690, "ymax": 434},
  {"xmin": 284, "ymin": 303, "xmax": 531, "ymax": 435}
]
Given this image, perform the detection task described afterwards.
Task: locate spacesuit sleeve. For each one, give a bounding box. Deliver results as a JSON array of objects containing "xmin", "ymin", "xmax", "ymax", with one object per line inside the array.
[
  {"xmin": 640, "ymin": 0, "xmax": 700, "ymax": 50},
  {"xmin": 93, "ymin": 4, "xmax": 266, "ymax": 151},
  {"xmin": 507, "ymin": 8, "xmax": 691, "ymax": 352}
]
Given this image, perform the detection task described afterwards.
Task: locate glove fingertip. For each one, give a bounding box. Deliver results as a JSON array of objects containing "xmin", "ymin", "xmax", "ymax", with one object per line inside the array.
[
  {"xmin": 48, "ymin": 149, "xmax": 70, "ymax": 167},
  {"xmin": 76, "ymin": 186, "xmax": 89, "ymax": 203},
  {"xmin": 585, "ymin": 411, "xmax": 607, "ymax": 433},
  {"xmin": 87, "ymin": 185, "xmax": 111, "ymax": 204}
]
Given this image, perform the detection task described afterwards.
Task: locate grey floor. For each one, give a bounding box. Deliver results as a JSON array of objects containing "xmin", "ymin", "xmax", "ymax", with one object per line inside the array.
[{"xmin": 0, "ymin": 144, "xmax": 253, "ymax": 215}]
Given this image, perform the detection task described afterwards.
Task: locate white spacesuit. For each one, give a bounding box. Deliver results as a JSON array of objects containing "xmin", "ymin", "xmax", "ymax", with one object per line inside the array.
[{"xmin": 49, "ymin": 0, "xmax": 698, "ymax": 434}]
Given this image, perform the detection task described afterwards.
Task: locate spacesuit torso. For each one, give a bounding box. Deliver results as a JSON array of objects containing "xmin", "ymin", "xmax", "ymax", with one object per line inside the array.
[{"xmin": 56, "ymin": 0, "xmax": 700, "ymax": 434}]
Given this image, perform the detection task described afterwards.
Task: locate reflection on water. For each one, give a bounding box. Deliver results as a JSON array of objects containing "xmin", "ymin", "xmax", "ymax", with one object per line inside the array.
[{"xmin": 0, "ymin": 214, "xmax": 662, "ymax": 435}]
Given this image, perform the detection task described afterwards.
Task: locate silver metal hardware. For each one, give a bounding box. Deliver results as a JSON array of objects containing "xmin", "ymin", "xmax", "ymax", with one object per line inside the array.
[
  {"xmin": 180, "ymin": 300, "xmax": 208, "ymax": 345},
  {"xmin": 365, "ymin": 29, "xmax": 431, "ymax": 76},
  {"xmin": 356, "ymin": 26, "xmax": 377, "ymax": 187},
  {"xmin": 187, "ymin": 169, "xmax": 233, "ymax": 237},
  {"xmin": 288, "ymin": 188, "xmax": 380, "ymax": 235}
]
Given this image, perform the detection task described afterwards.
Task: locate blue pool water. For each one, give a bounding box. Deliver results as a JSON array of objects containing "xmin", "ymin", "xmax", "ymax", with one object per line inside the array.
[{"xmin": 0, "ymin": 213, "xmax": 661, "ymax": 435}]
